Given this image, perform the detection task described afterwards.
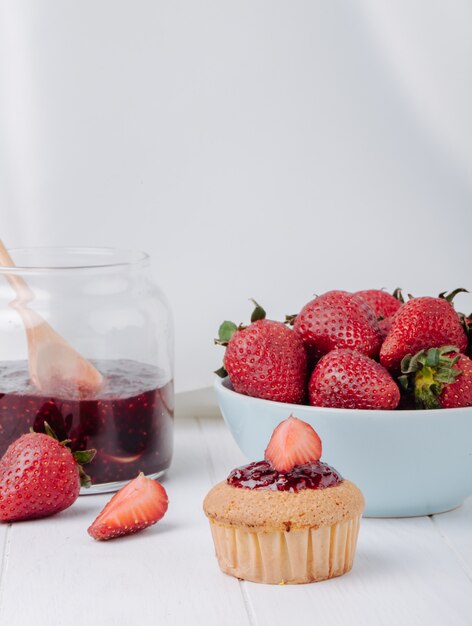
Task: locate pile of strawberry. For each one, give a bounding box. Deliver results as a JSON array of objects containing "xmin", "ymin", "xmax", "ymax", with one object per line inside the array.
[
  {"xmin": 215, "ymin": 290, "xmax": 472, "ymax": 410},
  {"xmin": 0, "ymin": 424, "xmax": 169, "ymax": 537}
]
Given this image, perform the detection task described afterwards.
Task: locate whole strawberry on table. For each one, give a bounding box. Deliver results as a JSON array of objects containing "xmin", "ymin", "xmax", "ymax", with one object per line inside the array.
[
  {"xmin": 0, "ymin": 422, "xmax": 169, "ymax": 541},
  {"xmin": 0, "ymin": 423, "xmax": 96, "ymax": 522},
  {"xmin": 215, "ymin": 288, "xmax": 472, "ymax": 411}
]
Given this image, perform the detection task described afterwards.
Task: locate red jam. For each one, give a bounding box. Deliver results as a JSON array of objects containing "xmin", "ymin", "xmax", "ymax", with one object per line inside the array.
[
  {"xmin": 227, "ymin": 460, "xmax": 342, "ymax": 492},
  {"xmin": 0, "ymin": 359, "xmax": 173, "ymax": 486}
]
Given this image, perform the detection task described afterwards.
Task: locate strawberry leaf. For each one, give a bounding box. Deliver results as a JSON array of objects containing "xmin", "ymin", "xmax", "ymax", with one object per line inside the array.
[
  {"xmin": 392, "ymin": 287, "xmax": 404, "ymax": 303},
  {"xmin": 438, "ymin": 288, "xmax": 469, "ymax": 304},
  {"xmin": 79, "ymin": 466, "xmax": 93, "ymax": 488},
  {"xmin": 43, "ymin": 421, "xmax": 59, "ymax": 441},
  {"xmin": 72, "ymin": 448, "xmax": 97, "ymax": 487},
  {"xmin": 214, "ymin": 321, "xmax": 238, "ymax": 346},
  {"xmin": 73, "ymin": 449, "xmax": 97, "ymax": 465},
  {"xmin": 437, "ymin": 345, "xmax": 460, "ymax": 355},
  {"xmin": 249, "ymin": 299, "xmax": 266, "ymax": 322},
  {"xmin": 435, "ymin": 367, "xmax": 462, "ymax": 384},
  {"xmin": 214, "ymin": 365, "xmax": 228, "ymax": 378},
  {"xmin": 425, "ymin": 348, "xmax": 440, "ymax": 367},
  {"xmin": 397, "ymin": 374, "xmax": 410, "ymax": 392},
  {"xmin": 420, "ymin": 387, "xmax": 442, "ymax": 409}
]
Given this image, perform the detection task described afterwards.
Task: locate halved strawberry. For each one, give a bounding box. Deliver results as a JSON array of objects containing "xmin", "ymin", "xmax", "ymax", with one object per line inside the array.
[
  {"xmin": 88, "ymin": 472, "xmax": 168, "ymax": 541},
  {"xmin": 264, "ymin": 416, "xmax": 322, "ymax": 472}
]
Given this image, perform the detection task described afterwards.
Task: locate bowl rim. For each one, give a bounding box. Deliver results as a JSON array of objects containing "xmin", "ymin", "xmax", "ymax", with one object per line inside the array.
[{"xmin": 214, "ymin": 376, "xmax": 472, "ymax": 417}]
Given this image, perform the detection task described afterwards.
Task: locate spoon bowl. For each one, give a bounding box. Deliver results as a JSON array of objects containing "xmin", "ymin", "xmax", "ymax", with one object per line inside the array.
[{"xmin": 0, "ymin": 240, "xmax": 103, "ymax": 398}]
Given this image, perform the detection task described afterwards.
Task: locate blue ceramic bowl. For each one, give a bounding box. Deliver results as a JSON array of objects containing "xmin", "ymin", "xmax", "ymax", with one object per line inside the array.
[{"xmin": 214, "ymin": 377, "xmax": 472, "ymax": 517}]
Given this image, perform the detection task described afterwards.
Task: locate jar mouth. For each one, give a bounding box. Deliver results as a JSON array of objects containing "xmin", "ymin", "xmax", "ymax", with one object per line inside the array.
[{"xmin": 0, "ymin": 247, "xmax": 150, "ymax": 274}]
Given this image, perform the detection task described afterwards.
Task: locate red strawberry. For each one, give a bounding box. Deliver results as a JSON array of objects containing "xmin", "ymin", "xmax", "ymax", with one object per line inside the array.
[
  {"xmin": 355, "ymin": 288, "xmax": 403, "ymax": 320},
  {"xmin": 264, "ymin": 415, "xmax": 322, "ymax": 472},
  {"xmin": 0, "ymin": 429, "xmax": 95, "ymax": 522},
  {"xmin": 217, "ymin": 302, "xmax": 307, "ymax": 403},
  {"xmin": 462, "ymin": 314, "xmax": 472, "ymax": 357},
  {"xmin": 378, "ymin": 317, "xmax": 393, "ymax": 339},
  {"xmin": 399, "ymin": 346, "xmax": 472, "ymax": 409},
  {"xmin": 356, "ymin": 289, "xmax": 403, "ymax": 339},
  {"xmin": 441, "ymin": 354, "xmax": 472, "ymax": 408},
  {"xmin": 293, "ymin": 290, "xmax": 382, "ymax": 362},
  {"xmin": 309, "ymin": 348, "xmax": 400, "ymax": 410},
  {"xmin": 380, "ymin": 296, "xmax": 468, "ymax": 371},
  {"xmin": 88, "ymin": 472, "xmax": 168, "ymax": 540}
]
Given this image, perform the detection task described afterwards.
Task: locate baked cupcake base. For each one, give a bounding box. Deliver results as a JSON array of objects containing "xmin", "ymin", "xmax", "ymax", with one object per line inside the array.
[
  {"xmin": 204, "ymin": 479, "xmax": 364, "ymax": 585},
  {"xmin": 209, "ymin": 515, "xmax": 360, "ymax": 584}
]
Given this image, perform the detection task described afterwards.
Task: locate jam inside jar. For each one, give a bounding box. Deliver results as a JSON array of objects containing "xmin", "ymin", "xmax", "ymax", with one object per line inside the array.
[
  {"xmin": 0, "ymin": 247, "xmax": 174, "ymax": 493},
  {"xmin": 0, "ymin": 359, "xmax": 173, "ymax": 490}
]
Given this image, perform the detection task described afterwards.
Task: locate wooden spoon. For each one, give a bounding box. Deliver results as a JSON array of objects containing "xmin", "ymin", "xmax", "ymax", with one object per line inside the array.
[{"xmin": 0, "ymin": 241, "xmax": 103, "ymax": 398}]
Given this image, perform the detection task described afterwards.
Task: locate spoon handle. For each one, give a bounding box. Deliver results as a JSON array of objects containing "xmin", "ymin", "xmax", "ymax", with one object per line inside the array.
[{"xmin": 0, "ymin": 240, "xmax": 34, "ymax": 303}]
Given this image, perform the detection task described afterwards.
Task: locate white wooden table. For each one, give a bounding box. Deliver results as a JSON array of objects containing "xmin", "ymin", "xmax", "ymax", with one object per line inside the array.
[{"xmin": 0, "ymin": 414, "xmax": 471, "ymax": 626}]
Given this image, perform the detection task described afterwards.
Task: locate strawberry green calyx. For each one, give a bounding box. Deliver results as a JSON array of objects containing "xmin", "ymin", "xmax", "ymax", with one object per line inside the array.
[
  {"xmin": 214, "ymin": 365, "xmax": 228, "ymax": 378},
  {"xmin": 213, "ymin": 320, "xmax": 241, "ymax": 376},
  {"xmin": 214, "ymin": 321, "xmax": 238, "ymax": 346},
  {"xmin": 35, "ymin": 421, "xmax": 96, "ymax": 487},
  {"xmin": 73, "ymin": 449, "xmax": 97, "ymax": 487},
  {"xmin": 399, "ymin": 346, "xmax": 463, "ymax": 409},
  {"xmin": 213, "ymin": 300, "xmax": 267, "ymax": 376},
  {"xmin": 215, "ymin": 300, "xmax": 267, "ymax": 346},
  {"xmin": 249, "ymin": 299, "xmax": 266, "ymax": 322},
  {"xmin": 42, "ymin": 420, "xmax": 64, "ymax": 441},
  {"xmin": 438, "ymin": 288, "xmax": 469, "ymax": 304},
  {"xmin": 285, "ymin": 314, "xmax": 297, "ymax": 326},
  {"xmin": 392, "ymin": 287, "xmax": 404, "ymax": 303}
]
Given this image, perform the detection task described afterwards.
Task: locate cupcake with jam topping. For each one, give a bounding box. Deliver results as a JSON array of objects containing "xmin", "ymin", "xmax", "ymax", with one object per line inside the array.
[{"xmin": 203, "ymin": 415, "xmax": 364, "ymax": 584}]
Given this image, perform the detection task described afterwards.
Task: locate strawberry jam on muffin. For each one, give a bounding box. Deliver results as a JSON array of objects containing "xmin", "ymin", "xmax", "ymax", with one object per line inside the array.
[{"xmin": 203, "ymin": 416, "xmax": 364, "ymax": 584}]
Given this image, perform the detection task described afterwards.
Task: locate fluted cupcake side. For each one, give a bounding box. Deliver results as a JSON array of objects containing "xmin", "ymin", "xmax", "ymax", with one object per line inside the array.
[{"xmin": 208, "ymin": 515, "xmax": 361, "ymax": 584}]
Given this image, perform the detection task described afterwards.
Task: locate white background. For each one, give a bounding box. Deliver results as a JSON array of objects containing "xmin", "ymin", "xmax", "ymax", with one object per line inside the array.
[{"xmin": 1, "ymin": 1, "xmax": 471, "ymax": 392}]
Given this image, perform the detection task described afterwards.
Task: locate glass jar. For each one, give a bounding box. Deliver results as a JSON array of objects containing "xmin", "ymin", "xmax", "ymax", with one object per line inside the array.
[{"xmin": 0, "ymin": 247, "xmax": 173, "ymax": 493}]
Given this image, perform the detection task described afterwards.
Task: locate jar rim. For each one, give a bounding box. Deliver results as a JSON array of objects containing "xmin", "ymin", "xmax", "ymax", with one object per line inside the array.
[{"xmin": 0, "ymin": 246, "xmax": 150, "ymax": 274}]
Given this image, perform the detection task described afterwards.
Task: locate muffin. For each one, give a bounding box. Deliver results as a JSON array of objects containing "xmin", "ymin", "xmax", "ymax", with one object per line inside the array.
[{"xmin": 203, "ymin": 415, "xmax": 364, "ymax": 584}]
